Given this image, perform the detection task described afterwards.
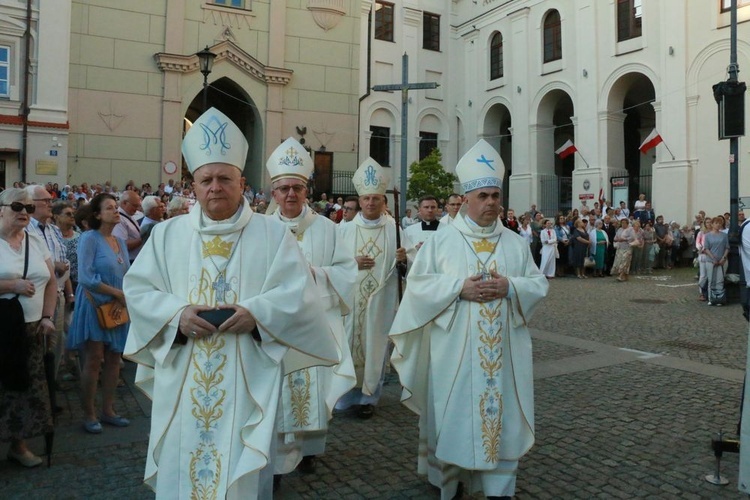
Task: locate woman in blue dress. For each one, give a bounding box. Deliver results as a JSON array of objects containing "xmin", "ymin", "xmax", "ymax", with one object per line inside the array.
[{"xmin": 67, "ymin": 194, "xmax": 130, "ymax": 434}]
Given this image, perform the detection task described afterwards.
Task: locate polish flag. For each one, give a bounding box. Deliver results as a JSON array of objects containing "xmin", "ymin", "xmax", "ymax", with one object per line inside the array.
[
  {"xmin": 639, "ymin": 129, "xmax": 663, "ymax": 154},
  {"xmin": 555, "ymin": 140, "xmax": 577, "ymax": 159}
]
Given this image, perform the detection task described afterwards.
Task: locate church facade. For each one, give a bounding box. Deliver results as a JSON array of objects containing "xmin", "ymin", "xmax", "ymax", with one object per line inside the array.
[
  {"xmin": 359, "ymin": 0, "xmax": 750, "ymax": 224},
  {"xmin": 67, "ymin": 0, "xmax": 361, "ymax": 193}
]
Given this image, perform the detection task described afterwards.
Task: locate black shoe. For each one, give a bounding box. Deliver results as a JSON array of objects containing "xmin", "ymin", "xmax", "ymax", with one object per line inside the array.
[
  {"xmin": 357, "ymin": 404, "xmax": 374, "ymax": 419},
  {"xmin": 298, "ymin": 455, "xmax": 317, "ymax": 474},
  {"xmin": 273, "ymin": 475, "xmax": 281, "ymax": 492}
]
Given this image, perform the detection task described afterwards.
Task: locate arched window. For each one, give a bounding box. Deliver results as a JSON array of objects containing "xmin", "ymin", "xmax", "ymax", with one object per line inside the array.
[
  {"xmin": 490, "ymin": 32, "xmax": 503, "ymax": 80},
  {"xmin": 543, "ymin": 10, "xmax": 562, "ymax": 63}
]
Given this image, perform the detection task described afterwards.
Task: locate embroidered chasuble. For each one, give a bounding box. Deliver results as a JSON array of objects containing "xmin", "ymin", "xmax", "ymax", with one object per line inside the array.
[
  {"xmin": 389, "ymin": 213, "xmax": 548, "ymax": 498},
  {"xmin": 124, "ymin": 199, "xmax": 338, "ymax": 499},
  {"xmin": 272, "ymin": 207, "xmax": 356, "ymax": 473},
  {"xmin": 338, "ymin": 213, "xmax": 413, "ymax": 396}
]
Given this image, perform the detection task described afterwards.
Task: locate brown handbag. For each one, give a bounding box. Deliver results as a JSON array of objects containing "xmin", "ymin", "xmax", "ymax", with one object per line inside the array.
[{"xmin": 85, "ymin": 291, "xmax": 129, "ymax": 329}]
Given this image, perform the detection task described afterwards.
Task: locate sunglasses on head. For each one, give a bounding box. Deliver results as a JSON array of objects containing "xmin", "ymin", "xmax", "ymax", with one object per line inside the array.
[{"xmin": 2, "ymin": 202, "xmax": 36, "ymax": 214}]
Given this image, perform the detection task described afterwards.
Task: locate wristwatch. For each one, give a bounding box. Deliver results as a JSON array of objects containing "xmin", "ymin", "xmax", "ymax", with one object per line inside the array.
[{"xmin": 41, "ymin": 315, "xmax": 53, "ymax": 321}]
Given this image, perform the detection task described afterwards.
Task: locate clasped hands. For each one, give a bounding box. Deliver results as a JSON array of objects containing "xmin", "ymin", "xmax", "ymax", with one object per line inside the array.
[
  {"xmin": 356, "ymin": 247, "xmax": 407, "ymax": 271},
  {"xmin": 460, "ymin": 271, "xmax": 509, "ymax": 303},
  {"xmin": 179, "ymin": 304, "xmax": 257, "ymax": 341}
]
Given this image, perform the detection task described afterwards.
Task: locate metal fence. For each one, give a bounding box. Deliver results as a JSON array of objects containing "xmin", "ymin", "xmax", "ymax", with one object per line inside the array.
[
  {"xmin": 538, "ymin": 174, "xmax": 572, "ymax": 217},
  {"xmin": 331, "ymin": 170, "xmax": 356, "ymax": 196}
]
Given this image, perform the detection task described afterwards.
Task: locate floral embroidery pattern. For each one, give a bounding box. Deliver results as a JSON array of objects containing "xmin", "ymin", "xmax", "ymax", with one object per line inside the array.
[
  {"xmin": 288, "ymin": 369, "xmax": 312, "ymax": 427},
  {"xmin": 353, "ymin": 228, "xmax": 383, "ymax": 368},
  {"xmin": 189, "ymin": 334, "xmax": 227, "ymax": 499},
  {"xmin": 475, "ymin": 259, "xmax": 503, "ymax": 463}
]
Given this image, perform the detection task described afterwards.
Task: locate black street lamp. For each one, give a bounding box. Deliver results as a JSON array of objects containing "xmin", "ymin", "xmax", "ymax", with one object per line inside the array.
[{"xmin": 196, "ymin": 46, "xmax": 216, "ymax": 112}]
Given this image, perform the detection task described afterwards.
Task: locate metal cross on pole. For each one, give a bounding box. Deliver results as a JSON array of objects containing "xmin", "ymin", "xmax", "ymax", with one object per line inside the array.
[{"xmin": 372, "ymin": 53, "xmax": 439, "ymax": 214}]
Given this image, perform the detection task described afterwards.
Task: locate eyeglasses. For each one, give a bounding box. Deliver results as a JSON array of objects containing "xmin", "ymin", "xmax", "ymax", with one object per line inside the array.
[
  {"xmin": 275, "ymin": 185, "xmax": 306, "ymax": 195},
  {"xmin": 33, "ymin": 198, "xmax": 53, "ymax": 204},
  {"xmin": 2, "ymin": 202, "xmax": 36, "ymax": 214}
]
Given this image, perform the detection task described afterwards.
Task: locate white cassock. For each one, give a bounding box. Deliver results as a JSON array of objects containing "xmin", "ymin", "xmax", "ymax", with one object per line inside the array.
[
  {"xmin": 123, "ymin": 199, "xmax": 339, "ymax": 500},
  {"xmin": 337, "ymin": 212, "xmax": 413, "ymax": 407},
  {"xmin": 404, "ymin": 220, "xmax": 441, "ymax": 250},
  {"xmin": 390, "ymin": 213, "xmax": 548, "ymax": 499},
  {"xmin": 439, "ymin": 214, "xmax": 456, "ymax": 226},
  {"xmin": 272, "ymin": 206, "xmax": 357, "ymax": 473},
  {"xmin": 539, "ymin": 227, "xmax": 558, "ymax": 278}
]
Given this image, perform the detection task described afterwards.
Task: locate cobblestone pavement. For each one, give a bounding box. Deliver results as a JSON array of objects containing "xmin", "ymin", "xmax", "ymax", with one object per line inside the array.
[{"xmin": 1, "ymin": 266, "xmax": 748, "ymax": 499}]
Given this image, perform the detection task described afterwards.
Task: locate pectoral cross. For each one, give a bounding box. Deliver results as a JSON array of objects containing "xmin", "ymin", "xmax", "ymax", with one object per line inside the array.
[{"xmin": 212, "ymin": 272, "xmax": 232, "ymax": 303}]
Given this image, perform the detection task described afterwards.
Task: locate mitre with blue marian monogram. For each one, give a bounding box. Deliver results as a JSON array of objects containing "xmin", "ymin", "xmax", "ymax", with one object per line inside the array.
[
  {"xmin": 182, "ymin": 107, "xmax": 249, "ymax": 174},
  {"xmin": 455, "ymin": 139, "xmax": 505, "ymax": 193},
  {"xmin": 352, "ymin": 157, "xmax": 389, "ymax": 196},
  {"xmin": 266, "ymin": 137, "xmax": 313, "ymax": 183}
]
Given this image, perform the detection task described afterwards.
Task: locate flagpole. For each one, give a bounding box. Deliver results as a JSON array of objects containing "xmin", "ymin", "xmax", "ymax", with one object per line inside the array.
[
  {"xmin": 661, "ymin": 140, "xmax": 676, "ymax": 161},
  {"xmin": 576, "ymin": 150, "xmax": 590, "ymax": 168}
]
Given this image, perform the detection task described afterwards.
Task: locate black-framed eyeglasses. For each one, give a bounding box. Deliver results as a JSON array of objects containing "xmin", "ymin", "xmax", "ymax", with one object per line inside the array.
[
  {"xmin": 2, "ymin": 202, "xmax": 36, "ymax": 214},
  {"xmin": 275, "ymin": 185, "xmax": 306, "ymax": 195}
]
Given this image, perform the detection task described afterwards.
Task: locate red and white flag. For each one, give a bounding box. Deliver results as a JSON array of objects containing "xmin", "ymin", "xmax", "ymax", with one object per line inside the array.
[
  {"xmin": 555, "ymin": 139, "xmax": 577, "ymax": 159},
  {"xmin": 639, "ymin": 129, "xmax": 663, "ymax": 154}
]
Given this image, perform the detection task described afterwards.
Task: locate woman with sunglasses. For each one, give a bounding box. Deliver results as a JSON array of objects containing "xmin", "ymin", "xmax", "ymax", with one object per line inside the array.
[{"xmin": 0, "ymin": 188, "xmax": 57, "ymax": 467}]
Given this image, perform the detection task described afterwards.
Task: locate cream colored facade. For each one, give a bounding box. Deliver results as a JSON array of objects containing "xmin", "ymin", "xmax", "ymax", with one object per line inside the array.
[
  {"xmin": 68, "ymin": 0, "xmax": 360, "ymax": 191},
  {"xmin": 0, "ymin": 0, "xmax": 71, "ymax": 188},
  {"xmin": 360, "ymin": 0, "xmax": 750, "ymax": 225}
]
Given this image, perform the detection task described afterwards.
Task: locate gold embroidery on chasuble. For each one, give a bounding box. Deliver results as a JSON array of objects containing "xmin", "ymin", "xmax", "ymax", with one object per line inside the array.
[
  {"xmin": 185, "ymin": 234, "xmax": 240, "ymax": 497},
  {"xmin": 353, "ymin": 227, "xmax": 384, "ymax": 367},
  {"xmin": 189, "ymin": 335, "xmax": 228, "ymax": 499},
  {"xmin": 287, "ymin": 369, "xmax": 312, "ymax": 427},
  {"xmin": 470, "ymin": 252, "xmax": 504, "ymax": 463}
]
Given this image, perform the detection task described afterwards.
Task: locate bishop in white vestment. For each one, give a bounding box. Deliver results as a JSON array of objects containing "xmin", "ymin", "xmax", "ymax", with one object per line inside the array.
[
  {"xmin": 390, "ymin": 140, "xmax": 548, "ymax": 499},
  {"xmin": 266, "ymin": 138, "xmax": 357, "ymax": 475},
  {"xmin": 123, "ymin": 109, "xmax": 338, "ymax": 500},
  {"xmin": 336, "ymin": 158, "xmax": 412, "ymax": 418}
]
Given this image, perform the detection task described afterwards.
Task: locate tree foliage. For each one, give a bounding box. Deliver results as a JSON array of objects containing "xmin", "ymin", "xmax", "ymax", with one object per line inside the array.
[{"xmin": 406, "ymin": 149, "xmax": 459, "ymax": 203}]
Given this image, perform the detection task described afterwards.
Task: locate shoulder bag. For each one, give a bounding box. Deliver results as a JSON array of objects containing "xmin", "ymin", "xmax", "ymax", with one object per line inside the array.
[
  {"xmin": 0, "ymin": 237, "xmax": 33, "ymax": 391},
  {"xmin": 84, "ymin": 290, "xmax": 129, "ymax": 329}
]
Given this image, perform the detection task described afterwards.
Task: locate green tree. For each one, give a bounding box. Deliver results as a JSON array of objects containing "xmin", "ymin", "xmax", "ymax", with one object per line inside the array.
[{"xmin": 406, "ymin": 148, "xmax": 458, "ymax": 203}]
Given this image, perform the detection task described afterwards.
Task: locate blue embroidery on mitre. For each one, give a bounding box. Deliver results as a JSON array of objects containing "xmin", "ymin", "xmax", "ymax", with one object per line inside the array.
[
  {"xmin": 462, "ymin": 177, "xmax": 503, "ymax": 192},
  {"xmin": 279, "ymin": 146, "xmax": 304, "ymax": 168},
  {"xmin": 364, "ymin": 165, "xmax": 378, "ymax": 187},
  {"xmin": 199, "ymin": 116, "xmax": 231, "ymax": 157},
  {"xmin": 477, "ymin": 154, "xmax": 495, "ymax": 171}
]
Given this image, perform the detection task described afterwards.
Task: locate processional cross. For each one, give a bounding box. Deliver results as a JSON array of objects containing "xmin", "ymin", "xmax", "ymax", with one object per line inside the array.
[{"xmin": 372, "ymin": 53, "xmax": 439, "ymax": 214}]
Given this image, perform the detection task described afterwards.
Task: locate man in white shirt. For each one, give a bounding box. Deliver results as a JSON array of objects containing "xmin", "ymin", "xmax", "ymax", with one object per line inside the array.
[
  {"xmin": 440, "ymin": 193, "xmax": 463, "ymax": 226},
  {"xmin": 112, "ymin": 190, "xmax": 142, "ymax": 264}
]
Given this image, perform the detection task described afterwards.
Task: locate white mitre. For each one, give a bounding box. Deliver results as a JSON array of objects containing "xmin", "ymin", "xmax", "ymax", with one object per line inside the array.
[
  {"xmin": 266, "ymin": 137, "xmax": 313, "ymax": 183},
  {"xmin": 181, "ymin": 107, "xmax": 248, "ymax": 174},
  {"xmin": 352, "ymin": 157, "xmax": 389, "ymax": 196},
  {"xmin": 456, "ymin": 139, "xmax": 505, "ymax": 193}
]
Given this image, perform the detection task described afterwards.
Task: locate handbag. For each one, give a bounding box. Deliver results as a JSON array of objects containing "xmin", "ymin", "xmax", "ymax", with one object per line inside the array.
[
  {"xmin": 84, "ymin": 290, "xmax": 129, "ymax": 329},
  {"xmin": 0, "ymin": 237, "xmax": 33, "ymax": 391},
  {"xmin": 584, "ymin": 256, "xmax": 596, "ymax": 268}
]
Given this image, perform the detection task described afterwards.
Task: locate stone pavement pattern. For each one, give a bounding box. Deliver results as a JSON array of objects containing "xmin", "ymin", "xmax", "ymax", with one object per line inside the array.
[{"xmin": 0, "ymin": 267, "xmax": 748, "ymax": 499}]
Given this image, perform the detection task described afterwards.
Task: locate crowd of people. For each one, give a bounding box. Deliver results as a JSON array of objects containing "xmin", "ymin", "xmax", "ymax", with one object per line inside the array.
[{"xmin": 401, "ymin": 192, "xmax": 735, "ymax": 305}]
